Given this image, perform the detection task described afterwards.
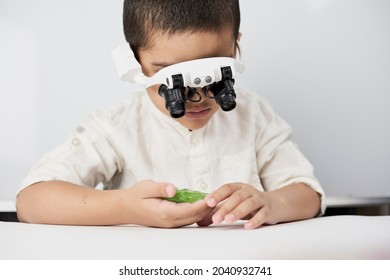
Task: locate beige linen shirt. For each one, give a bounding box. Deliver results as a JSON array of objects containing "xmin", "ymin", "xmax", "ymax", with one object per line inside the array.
[{"xmin": 20, "ymin": 89, "xmax": 326, "ymax": 213}]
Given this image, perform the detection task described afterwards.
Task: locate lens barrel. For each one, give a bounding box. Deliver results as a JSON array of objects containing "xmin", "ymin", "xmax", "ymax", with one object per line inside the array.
[{"xmin": 158, "ymin": 84, "xmax": 186, "ymax": 118}]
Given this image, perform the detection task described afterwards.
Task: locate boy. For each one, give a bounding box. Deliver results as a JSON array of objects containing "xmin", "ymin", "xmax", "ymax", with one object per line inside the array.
[{"xmin": 16, "ymin": 0, "xmax": 325, "ymax": 229}]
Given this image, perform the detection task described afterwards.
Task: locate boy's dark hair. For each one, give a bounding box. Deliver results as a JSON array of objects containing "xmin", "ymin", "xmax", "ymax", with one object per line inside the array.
[{"xmin": 123, "ymin": 0, "xmax": 240, "ymax": 59}]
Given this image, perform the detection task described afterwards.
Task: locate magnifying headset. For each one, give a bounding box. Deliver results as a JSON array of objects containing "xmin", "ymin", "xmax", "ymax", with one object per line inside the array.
[{"xmin": 112, "ymin": 43, "xmax": 245, "ymax": 118}]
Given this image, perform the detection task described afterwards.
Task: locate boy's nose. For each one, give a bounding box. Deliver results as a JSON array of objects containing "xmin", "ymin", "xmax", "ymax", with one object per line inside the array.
[{"xmin": 185, "ymin": 87, "xmax": 203, "ymax": 103}]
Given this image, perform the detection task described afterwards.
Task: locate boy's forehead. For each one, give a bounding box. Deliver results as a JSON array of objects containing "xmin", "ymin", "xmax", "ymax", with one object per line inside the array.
[{"xmin": 142, "ymin": 29, "xmax": 236, "ymax": 65}]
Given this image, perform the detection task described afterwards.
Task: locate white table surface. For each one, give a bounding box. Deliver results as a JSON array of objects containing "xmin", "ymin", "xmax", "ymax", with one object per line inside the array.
[{"xmin": 1, "ymin": 215, "xmax": 389, "ymax": 260}]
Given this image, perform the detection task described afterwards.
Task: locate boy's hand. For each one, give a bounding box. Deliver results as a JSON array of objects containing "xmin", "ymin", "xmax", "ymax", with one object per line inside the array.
[
  {"xmin": 197, "ymin": 183, "xmax": 281, "ymax": 230},
  {"xmin": 125, "ymin": 180, "xmax": 212, "ymax": 228}
]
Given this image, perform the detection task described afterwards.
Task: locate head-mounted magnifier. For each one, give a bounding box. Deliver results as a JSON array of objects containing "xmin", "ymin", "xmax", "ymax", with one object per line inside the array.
[{"xmin": 112, "ymin": 43, "xmax": 244, "ymax": 118}]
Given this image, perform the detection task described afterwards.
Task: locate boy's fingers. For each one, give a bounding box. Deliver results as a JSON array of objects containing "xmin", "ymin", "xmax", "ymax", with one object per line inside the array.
[
  {"xmin": 164, "ymin": 201, "xmax": 212, "ymax": 227},
  {"xmin": 223, "ymin": 197, "xmax": 260, "ymax": 223},
  {"xmin": 244, "ymin": 210, "xmax": 266, "ymax": 230},
  {"xmin": 163, "ymin": 184, "xmax": 176, "ymax": 198},
  {"xmin": 206, "ymin": 183, "xmax": 242, "ymax": 207},
  {"xmin": 207, "ymin": 184, "xmax": 262, "ymax": 225},
  {"xmin": 135, "ymin": 180, "xmax": 176, "ymax": 199}
]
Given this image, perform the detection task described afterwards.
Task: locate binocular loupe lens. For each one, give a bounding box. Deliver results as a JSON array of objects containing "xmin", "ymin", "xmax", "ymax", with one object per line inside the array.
[
  {"xmin": 214, "ymin": 79, "xmax": 236, "ymax": 111},
  {"xmin": 158, "ymin": 84, "xmax": 186, "ymax": 118},
  {"xmin": 157, "ymin": 67, "xmax": 237, "ymax": 118},
  {"xmin": 209, "ymin": 78, "xmax": 237, "ymax": 112}
]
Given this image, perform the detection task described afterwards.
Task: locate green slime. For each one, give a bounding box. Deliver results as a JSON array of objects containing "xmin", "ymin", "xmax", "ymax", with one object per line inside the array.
[{"xmin": 164, "ymin": 188, "xmax": 207, "ymax": 203}]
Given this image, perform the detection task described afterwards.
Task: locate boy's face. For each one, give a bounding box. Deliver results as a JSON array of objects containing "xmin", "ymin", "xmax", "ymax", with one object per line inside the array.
[{"xmin": 138, "ymin": 29, "xmax": 236, "ymax": 130}]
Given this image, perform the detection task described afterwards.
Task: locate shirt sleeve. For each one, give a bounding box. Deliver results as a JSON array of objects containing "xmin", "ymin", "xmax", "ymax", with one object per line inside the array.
[
  {"xmin": 254, "ymin": 95, "xmax": 326, "ymax": 215},
  {"xmin": 19, "ymin": 111, "xmax": 124, "ymax": 192}
]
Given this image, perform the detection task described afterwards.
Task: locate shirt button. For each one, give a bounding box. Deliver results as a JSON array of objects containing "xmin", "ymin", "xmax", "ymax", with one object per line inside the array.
[
  {"xmin": 71, "ymin": 138, "xmax": 81, "ymax": 146},
  {"xmin": 76, "ymin": 126, "xmax": 85, "ymax": 133},
  {"xmin": 191, "ymin": 138, "xmax": 199, "ymax": 146}
]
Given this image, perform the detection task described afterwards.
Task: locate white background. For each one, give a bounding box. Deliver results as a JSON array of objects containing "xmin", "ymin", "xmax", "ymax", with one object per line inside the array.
[{"xmin": 1, "ymin": 0, "xmax": 389, "ymax": 200}]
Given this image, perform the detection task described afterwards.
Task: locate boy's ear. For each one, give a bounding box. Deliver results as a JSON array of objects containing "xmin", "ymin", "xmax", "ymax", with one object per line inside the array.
[
  {"xmin": 234, "ymin": 32, "xmax": 242, "ymax": 60},
  {"xmin": 237, "ymin": 32, "xmax": 242, "ymax": 42}
]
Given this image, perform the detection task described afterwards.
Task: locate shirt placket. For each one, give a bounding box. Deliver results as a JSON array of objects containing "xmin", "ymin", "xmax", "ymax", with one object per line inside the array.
[{"xmin": 188, "ymin": 129, "xmax": 210, "ymax": 192}]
